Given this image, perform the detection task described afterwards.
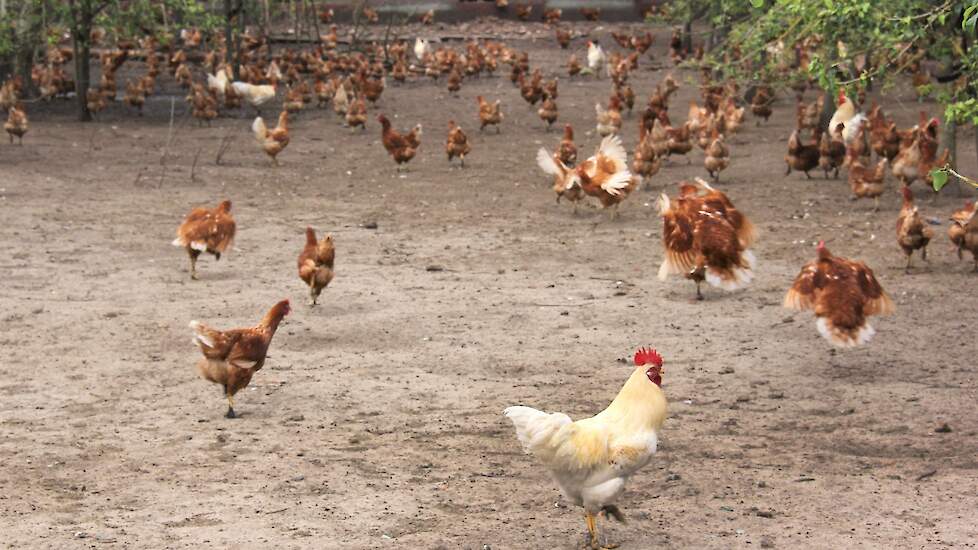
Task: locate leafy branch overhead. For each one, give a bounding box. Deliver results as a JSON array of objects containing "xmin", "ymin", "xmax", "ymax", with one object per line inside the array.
[
  {"xmin": 658, "ymin": 0, "xmax": 978, "ymax": 136},
  {"xmin": 931, "ymin": 166, "xmax": 978, "ymax": 192}
]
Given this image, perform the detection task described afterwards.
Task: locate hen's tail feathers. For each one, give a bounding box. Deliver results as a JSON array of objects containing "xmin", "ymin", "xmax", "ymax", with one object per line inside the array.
[
  {"xmin": 503, "ymin": 406, "xmax": 571, "ymax": 460},
  {"xmin": 704, "ymin": 249, "xmax": 756, "ymax": 291},
  {"xmin": 188, "ymin": 320, "xmax": 214, "ymax": 348},
  {"xmin": 252, "ymin": 116, "xmax": 268, "ymax": 141},
  {"xmin": 816, "ymin": 317, "xmax": 876, "ymax": 347},
  {"xmin": 601, "ymin": 505, "xmax": 626, "ymax": 524}
]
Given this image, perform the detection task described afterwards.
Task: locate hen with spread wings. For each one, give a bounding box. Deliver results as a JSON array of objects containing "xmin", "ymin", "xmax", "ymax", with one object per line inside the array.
[{"xmin": 784, "ymin": 241, "xmax": 894, "ymax": 347}]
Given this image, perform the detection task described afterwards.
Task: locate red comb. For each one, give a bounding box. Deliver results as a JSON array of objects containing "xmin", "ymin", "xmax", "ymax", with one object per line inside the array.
[
  {"xmin": 634, "ymin": 347, "xmax": 663, "ymax": 367},
  {"xmin": 816, "ymin": 240, "xmax": 826, "ymax": 249}
]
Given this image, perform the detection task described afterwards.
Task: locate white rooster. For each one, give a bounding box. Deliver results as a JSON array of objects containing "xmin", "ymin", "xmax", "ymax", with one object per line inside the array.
[
  {"xmin": 505, "ymin": 347, "xmax": 668, "ymax": 549},
  {"xmin": 828, "ymin": 89, "xmax": 866, "ymax": 145},
  {"xmin": 586, "ymin": 40, "xmax": 607, "ymax": 78}
]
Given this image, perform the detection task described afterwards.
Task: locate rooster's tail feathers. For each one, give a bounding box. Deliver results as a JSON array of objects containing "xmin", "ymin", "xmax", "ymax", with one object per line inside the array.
[{"xmin": 504, "ymin": 406, "xmax": 571, "ymax": 457}]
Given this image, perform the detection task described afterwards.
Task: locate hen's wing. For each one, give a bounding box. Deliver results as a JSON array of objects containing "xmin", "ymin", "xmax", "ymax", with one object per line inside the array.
[
  {"xmin": 536, "ymin": 148, "xmax": 567, "ymax": 178},
  {"xmin": 224, "ymin": 329, "xmax": 270, "ymax": 370},
  {"xmin": 599, "ymin": 170, "xmax": 634, "ymax": 196},
  {"xmin": 849, "ymin": 260, "xmax": 894, "ymax": 316},
  {"xmin": 784, "ymin": 260, "xmax": 824, "ymax": 310},
  {"xmin": 658, "ymin": 195, "xmax": 697, "ymax": 279}
]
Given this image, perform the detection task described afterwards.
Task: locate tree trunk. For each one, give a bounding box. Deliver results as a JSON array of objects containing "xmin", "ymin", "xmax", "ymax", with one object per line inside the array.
[
  {"xmin": 682, "ymin": 20, "xmax": 692, "ymax": 53},
  {"xmin": 225, "ymin": 0, "xmax": 240, "ymax": 80},
  {"xmin": 72, "ymin": 12, "xmax": 93, "ymax": 122},
  {"xmin": 817, "ymin": 86, "xmax": 834, "ymax": 134}
]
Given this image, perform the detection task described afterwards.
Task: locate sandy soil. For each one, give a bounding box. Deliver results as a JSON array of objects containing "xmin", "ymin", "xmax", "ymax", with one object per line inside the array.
[{"xmin": 2, "ymin": 19, "xmax": 978, "ymax": 550}]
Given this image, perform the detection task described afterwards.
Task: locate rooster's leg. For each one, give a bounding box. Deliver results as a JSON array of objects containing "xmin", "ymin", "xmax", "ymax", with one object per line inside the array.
[
  {"xmin": 695, "ymin": 281, "xmax": 704, "ymax": 301},
  {"xmin": 905, "ymin": 253, "xmax": 913, "ymax": 273},
  {"xmin": 310, "ymin": 285, "xmax": 318, "ymax": 306},
  {"xmin": 584, "ymin": 512, "xmax": 597, "ymax": 549}
]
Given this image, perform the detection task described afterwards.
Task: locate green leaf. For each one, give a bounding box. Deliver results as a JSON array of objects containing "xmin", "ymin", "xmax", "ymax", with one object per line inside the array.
[
  {"xmin": 750, "ymin": 0, "xmax": 764, "ymax": 7},
  {"xmin": 931, "ymin": 169, "xmax": 948, "ymax": 192}
]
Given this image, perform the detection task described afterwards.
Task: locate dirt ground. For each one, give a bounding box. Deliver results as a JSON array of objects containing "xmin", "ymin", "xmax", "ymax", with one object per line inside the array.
[{"xmin": 2, "ymin": 19, "xmax": 978, "ymax": 550}]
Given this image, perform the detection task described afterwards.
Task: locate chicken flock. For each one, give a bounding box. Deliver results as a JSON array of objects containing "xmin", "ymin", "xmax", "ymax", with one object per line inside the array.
[{"xmin": 2, "ymin": 8, "xmax": 977, "ymax": 549}]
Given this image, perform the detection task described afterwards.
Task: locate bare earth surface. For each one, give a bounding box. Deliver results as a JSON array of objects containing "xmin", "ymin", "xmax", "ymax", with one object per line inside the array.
[{"xmin": 2, "ymin": 20, "xmax": 977, "ymax": 550}]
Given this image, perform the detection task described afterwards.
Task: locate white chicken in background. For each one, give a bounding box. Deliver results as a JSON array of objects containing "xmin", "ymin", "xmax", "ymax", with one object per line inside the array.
[
  {"xmin": 206, "ymin": 67, "xmax": 231, "ymax": 99},
  {"xmin": 414, "ymin": 37, "xmax": 432, "ymax": 62},
  {"xmin": 586, "ymin": 40, "xmax": 607, "ymax": 78},
  {"xmin": 231, "ymin": 81, "xmax": 277, "ymax": 114},
  {"xmin": 505, "ymin": 347, "xmax": 668, "ymax": 549},
  {"xmin": 828, "ymin": 89, "xmax": 866, "ymax": 145},
  {"xmin": 265, "ymin": 60, "xmax": 283, "ymax": 85}
]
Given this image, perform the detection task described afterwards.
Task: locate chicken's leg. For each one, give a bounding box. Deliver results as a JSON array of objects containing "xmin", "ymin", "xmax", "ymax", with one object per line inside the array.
[
  {"xmin": 905, "ymin": 253, "xmax": 912, "ymax": 274},
  {"xmin": 696, "ymin": 281, "xmax": 704, "ymax": 301},
  {"xmin": 309, "ymin": 284, "xmax": 318, "ymax": 307},
  {"xmin": 583, "ymin": 512, "xmax": 618, "ymax": 550},
  {"xmin": 584, "ymin": 512, "xmax": 597, "ymax": 549},
  {"xmin": 188, "ymin": 249, "xmax": 201, "ymax": 280},
  {"xmin": 873, "ymin": 196, "xmax": 880, "ymax": 212},
  {"xmin": 225, "ymin": 394, "xmax": 236, "ymax": 419}
]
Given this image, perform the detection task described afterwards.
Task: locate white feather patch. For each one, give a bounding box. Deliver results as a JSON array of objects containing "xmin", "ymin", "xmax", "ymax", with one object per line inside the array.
[
  {"xmin": 600, "ymin": 171, "xmax": 633, "ymax": 196},
  {"xmin": 597, "ymin": 134, "xmax": 628, "ymax": 169},
  {"xmin": 704, "ymin": 249, "xmax": 756, "ymax": 291},
  {"xmin": 252, "ymin": 116, "xmax": 267, "ymax": 140},
  {"xmin": 189, "ymin": 241, "xmax": 208, "ymax": 252},
  {"xmin": 536, "ymin": 148, "xmax": 564, "ymax": 177},
  {"xmin": 189, "ymin": 320, "xmax": 214, "ymax": 348},
  {"xmin": 816, "ymin": 317, "xmax": 876, "ymax": 347}
]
